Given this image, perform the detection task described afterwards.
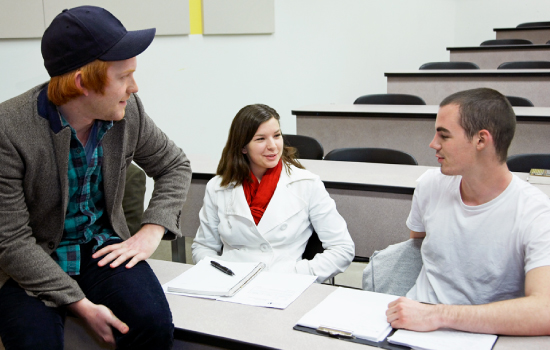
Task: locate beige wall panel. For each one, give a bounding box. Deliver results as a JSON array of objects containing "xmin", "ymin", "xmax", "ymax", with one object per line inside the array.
[
  {"xmin": 44, "ymin": 0, "xmax": 189, "ymax": 35},
  {"xmin": 0, "ymin": 0, "xmax": 45, "ymax": 38},
  {"xmin": 203, "ymin": 0, "xmax": 274, "ymax": 35}
]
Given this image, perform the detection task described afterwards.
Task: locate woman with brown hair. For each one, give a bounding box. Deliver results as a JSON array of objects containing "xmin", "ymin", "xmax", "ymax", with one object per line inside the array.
[{"xmin": 191, "ymin": 104, "xmax": 354, "ymax": 283}]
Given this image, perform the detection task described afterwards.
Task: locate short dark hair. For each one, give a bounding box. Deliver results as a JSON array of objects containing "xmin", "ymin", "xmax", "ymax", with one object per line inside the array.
[
  {"xmin": 440, "ymin": 88, "xmax": 516, "ymax": 163},
  {"xmin": 217, "ymin": 104, "xmax": 304, "ymax": 187}
]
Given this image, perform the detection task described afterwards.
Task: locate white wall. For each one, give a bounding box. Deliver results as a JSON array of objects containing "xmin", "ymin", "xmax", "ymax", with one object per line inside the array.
[
  {"xmin": 453, "ymin": 0, "xmax": 550, "ymax": 46},
  {"xmin": 0, "ymin": 0, "xmax": 546, "ymax": 202}
]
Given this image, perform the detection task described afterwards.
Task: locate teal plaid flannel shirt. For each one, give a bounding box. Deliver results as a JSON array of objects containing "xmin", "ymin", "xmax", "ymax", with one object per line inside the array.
[{"xmin": 52, "ymin": 116, "xmax": 120, "ymax": 275}]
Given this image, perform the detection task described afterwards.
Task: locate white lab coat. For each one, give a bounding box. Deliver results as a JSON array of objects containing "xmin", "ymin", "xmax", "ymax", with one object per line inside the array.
[{"xmin": 192, "ymin": 165, "xmax": 355, "ymax": 282}]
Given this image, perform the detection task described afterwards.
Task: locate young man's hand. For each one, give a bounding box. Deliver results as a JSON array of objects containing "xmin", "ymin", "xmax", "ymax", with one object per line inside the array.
[
  {"xmin": 93, "ymin": 224, "xmax": 164, "ymax": 268},
  {"xmin": 68, "ymin": 298, "xmax": 128, "ymax": 347}
]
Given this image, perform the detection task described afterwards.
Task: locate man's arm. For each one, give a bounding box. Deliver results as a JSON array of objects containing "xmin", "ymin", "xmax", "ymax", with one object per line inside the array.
[
  {"xmin": 386, "ymin": 265, "xmax": 550, "ymax": 335},
  {"xmin": 410, "ymin": 230, "xmax": 426, "ymax": 239},
  {"xmin": 93, "ymin": 93, "xmax": 192, "ymax": 268}
]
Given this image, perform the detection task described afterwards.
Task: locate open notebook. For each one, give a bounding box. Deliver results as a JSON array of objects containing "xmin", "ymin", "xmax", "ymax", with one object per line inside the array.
[{"xmin": 165, "ymin": 257, "xmax": 265, "ymax": 297}]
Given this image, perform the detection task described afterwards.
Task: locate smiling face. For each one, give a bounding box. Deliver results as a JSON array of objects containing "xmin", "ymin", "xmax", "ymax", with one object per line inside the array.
[
  {"xmin": 429, "ymin": 104, "xmax": 478, "ymax": 176},
  {"xmin": 84, "ymin": 57, "xmax": 138, "ymax": 122},
  {"xmin": 242, "ymin": 117, "xmax": 283, "ymax": 181}
]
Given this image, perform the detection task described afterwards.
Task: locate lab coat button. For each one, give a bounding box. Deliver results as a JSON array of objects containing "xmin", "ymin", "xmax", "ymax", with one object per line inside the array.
[
  {"xmin": 280, "ymin": 223, "xmax": 288, "ymax": 230},
  {"xmin": 260, "ymin": 244, "xmax": 269, "ymax": 252}
]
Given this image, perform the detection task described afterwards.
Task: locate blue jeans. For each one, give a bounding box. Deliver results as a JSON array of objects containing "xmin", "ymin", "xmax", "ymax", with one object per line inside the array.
[{"xmin": 0, "ymin": 240, "xmax": 173, "ymax": 350}]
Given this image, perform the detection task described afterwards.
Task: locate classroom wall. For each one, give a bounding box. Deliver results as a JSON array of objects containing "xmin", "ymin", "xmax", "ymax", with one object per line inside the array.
[
  {"xmin": 0, "ymin": 0, "xmax": 546, "ymax": 204},
  {"xmin": 453, "ymin": 0, "xmax": 550, "ymax": 46}
]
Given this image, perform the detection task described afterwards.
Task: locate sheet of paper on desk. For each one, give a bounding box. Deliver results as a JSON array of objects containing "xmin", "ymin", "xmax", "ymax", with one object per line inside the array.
[
  {"xmin": 296, "ymin": 287, "xmax": 399, "ymax": 342},
  {"xmin": 216, "ymin": 272, "xmax": 316, "ymax": 309},
  {"xmin": 387, "ymin": 329, "xmax": 497, "ymax": 350}
]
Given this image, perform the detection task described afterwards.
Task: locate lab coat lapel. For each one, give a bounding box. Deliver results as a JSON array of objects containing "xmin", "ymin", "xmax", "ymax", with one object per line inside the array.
[
  {"xmin": 224, "ymin": 184, "xmax": 255, "ymax": 223},
  {"xmin": 256, "ymin": 175, "xmax": 307, "ymax": 235}
]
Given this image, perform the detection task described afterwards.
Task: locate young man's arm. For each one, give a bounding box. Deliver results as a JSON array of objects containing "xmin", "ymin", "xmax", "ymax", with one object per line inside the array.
[
  {"xmin": 386, "ymin": 264, "xmax": 550, "ymax": 335},
  {"xmin": 410, "ymin": 230, "xmax": 426, "ymax": 239}
]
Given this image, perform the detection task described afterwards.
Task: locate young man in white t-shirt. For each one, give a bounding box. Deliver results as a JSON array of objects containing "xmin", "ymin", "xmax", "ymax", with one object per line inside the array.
[{"xmin": 385, "ymin": 88, "xmax": 550, "ymax": 335}]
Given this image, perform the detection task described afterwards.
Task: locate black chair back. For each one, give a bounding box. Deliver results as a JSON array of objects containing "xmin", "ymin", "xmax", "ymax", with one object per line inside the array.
[
  {"xmin": 354, "ymin": 94, "xmax": 426, "ymax": 105},
  {"xmin": 324, "ymin": 147, "xmax": 418, "ymax": 165},
  {"xmin": 517, "ymin": 21, "xmax": 550, "ymax": 28},
  {"xmin": 283, "ymin": 134, "xmax": 324, "ymax": 160},
  {"xmin": 481, "ymin": 39, "xmax": 533, "ymax": 46},
  {"xmin": 302, "ymin": 230, "xmax": 324, "ymax": 260},
  {"xmin": 507, "ymin": 154, "xmax": 550, "ymax": 173},
  {"xmin": 419, "ymin": 61, "xmax": 479, "ymax": 70},
  {"xmin": 505, "ymin": 96, "xmax": 534, "ymax": 107},
  {"xmin": 498, "ymin": 61, "xmax": 550, "ymax": 69}
]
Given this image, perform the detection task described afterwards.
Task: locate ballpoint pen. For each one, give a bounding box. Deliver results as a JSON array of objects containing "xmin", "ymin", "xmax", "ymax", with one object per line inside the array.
[{"xmin": 211, "ymin": 260, "xmax": 235, "ymax": 276}]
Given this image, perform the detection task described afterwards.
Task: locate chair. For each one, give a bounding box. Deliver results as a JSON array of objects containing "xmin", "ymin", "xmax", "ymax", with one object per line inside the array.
[
  {"xmin": 283, "ymin": 134, "xmax": 324, "ymax": 160},
  {"xmin": 302, "ymin": 230, "xmax": 324, "ymax": 261},
  {"xmin": 497, "ymin": 61, "xmax": 550, "ymax": 69},
  {"xmin": 517, "ymin": 21, "xmax": 550, "ymax": 28},
  {"xmin": 419, "ymin": 61, "xmax": 479, "ymax": 70},
  {"xmin": 123, "ymin": 162, "xmax": 146, "ymax": 235},
  {"xmin": 505, "ymin": 95, "xmax": 534, "ymax": 107},
  {"xmin": 480, "ymin": 39, "xmax": 533, "ymax": 46},
  {"xmin": 506, "ymin": 154, "xmax": 550, "ymax": 173},
  {"xmin": 324, "ymin": 147, "xmax": 418, "ymax": 166},
  {"xmin": 353, "ymin": 94, "xmax": 426, "ymax": 105}
]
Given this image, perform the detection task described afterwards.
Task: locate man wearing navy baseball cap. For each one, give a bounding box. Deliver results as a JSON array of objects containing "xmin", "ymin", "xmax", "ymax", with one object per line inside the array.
[{"xmin": 0, "ymin": 6, "xmax": 191, "ymax": 349}]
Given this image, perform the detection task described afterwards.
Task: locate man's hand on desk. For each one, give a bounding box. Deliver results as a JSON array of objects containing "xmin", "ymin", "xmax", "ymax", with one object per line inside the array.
[
  {"xmin": 386, "ymin": 297, "xmax": 442, "ymax": 332},
  {"xmin": 93, "ymin": 224, "xmax": 164, "ymax": 269}
]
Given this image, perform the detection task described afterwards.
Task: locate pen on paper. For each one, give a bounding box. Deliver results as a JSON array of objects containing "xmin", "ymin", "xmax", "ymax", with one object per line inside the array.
[{"xmin": 211, "ymin": 261, "xmax": 235, "ymax": 276}]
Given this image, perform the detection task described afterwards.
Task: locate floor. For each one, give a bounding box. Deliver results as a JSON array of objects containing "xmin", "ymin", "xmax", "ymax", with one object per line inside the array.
[{"xmin": 151, "ymin": 237, "xmax": 366, "ymax": 289}]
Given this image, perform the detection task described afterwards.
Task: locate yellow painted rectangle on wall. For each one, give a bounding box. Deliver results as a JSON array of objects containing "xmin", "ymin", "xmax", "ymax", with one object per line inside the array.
[{"xmin": 189, "ymin": 0, "xmax": 203, "ymax": 34}]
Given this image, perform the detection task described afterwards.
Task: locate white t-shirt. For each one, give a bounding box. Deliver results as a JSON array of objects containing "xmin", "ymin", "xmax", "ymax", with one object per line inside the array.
[{"xmin": 406, "ymin": 169, "xmax": 550, "ymax": 305}]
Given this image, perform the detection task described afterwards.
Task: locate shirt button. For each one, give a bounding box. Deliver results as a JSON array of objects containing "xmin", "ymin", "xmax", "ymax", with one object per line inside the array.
[
  {"xmin": 260, "ymin": 244, "xmax": 269, "ymax": 252},
  {"xmin": 280, "ymin": 223, "xmax": 288, "ymax": 230},
  {"xmin": 48, "ymin": 242, "xmax": 55, "ymax": 250}
]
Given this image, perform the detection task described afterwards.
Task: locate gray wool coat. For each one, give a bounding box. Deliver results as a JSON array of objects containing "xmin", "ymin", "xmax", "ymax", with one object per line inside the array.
[{"xmin": 0, "ymin": 83, "xmax": 192, "ymax": 307}]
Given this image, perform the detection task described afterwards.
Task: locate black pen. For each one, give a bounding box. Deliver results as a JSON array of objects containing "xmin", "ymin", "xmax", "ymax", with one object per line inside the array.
[{"xmin": 210, "ymin": 261, "xmax": 235, "ymax": 276}]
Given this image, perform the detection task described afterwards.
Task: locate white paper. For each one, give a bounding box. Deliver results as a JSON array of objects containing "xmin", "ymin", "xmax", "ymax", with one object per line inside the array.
[
  {"xmin": 296, "ymin": 288, "xmax": 399, "ymax": 342},
  {"xmin": 217, "ymin": 272, "xmax": 316, "ymax": 309},
  {"xmin": 388, "ymin": 328, "xmax": 498, "ymax": 350},
  {"xmin": 162, "ymin": 257, "xmax": 263, "ymax": 296}
]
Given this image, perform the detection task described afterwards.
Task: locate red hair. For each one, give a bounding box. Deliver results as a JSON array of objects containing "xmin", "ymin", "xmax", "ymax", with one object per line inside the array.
[{"xmin": 48, "ymin": 60, "xmax": 111, "ymax": 105}]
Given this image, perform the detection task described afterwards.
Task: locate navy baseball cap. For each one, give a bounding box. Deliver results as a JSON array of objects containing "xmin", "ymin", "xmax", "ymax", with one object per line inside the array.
[{"xmin": 41, "ymin": 6, "xmax": 156, "ymax": 77}]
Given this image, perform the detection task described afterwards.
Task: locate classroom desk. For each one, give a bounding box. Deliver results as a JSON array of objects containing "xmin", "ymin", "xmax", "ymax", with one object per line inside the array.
[
  {"xmin": 448, "ymin": 44, "xmax": 550, "ymax": 69},
  {"xmin": 292, "ymin": 104, "xmax": 550, "ymax": 166},
  {"xmin": 173, "ymin": 156, "xmax": 550, "ymax": 264},
  {"xmin": 494, "ymin": 26, "xmax": 550, "ymax": 44},
  {"xmin": 385, "ymin": 70, "xmax": 550, "ymax": 106},
  {"xmin": 61, "ymin": 259, "xmax": 550, "ymax": 350}
]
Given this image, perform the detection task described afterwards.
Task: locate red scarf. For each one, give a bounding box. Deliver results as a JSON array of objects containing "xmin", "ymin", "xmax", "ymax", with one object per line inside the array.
[{"xmin": 242, "ymin": 161, "xmax": 283, "ymax": 225}]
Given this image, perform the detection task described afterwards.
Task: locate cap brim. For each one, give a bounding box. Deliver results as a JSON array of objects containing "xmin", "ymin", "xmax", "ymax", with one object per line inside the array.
[{"xmin": 100, "ymin": 28, "xmax": 156, "ymax": 61}]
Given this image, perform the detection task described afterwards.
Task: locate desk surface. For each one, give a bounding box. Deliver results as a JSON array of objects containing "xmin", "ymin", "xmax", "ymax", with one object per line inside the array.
[
  {"xmin": 494, "ymin": 26, "xmax": 550, "ymax": 32},
  {"xmin": 447, "ymin": 44, "xmax": 550, "ymax": 51},
  {"xmin": 385, "ymin": 69, "xmax": 550, "ymax": 77},
  {"xmin": 292, "ymin": 104, "xmax": 550, "ymax": 121},
  {"xmin": 188, "ymin": 156, "xmax": 550, "ymax": 197},
  {"xmin": 150, "ymin": 259, "xmax": 550, "ymax": 350}
]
